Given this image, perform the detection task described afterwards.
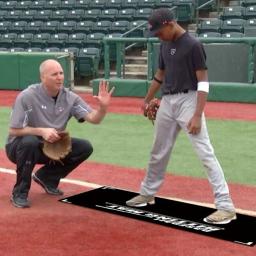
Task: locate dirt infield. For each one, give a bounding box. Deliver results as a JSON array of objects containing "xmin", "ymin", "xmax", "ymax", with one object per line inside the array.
[{"xmin": 1, "ymin": 90, "xmax": 256, "ymax": 121}]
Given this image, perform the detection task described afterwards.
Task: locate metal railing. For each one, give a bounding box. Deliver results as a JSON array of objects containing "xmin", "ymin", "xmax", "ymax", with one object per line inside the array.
[{"xmin": 102, "ymin": 36, "xmax": 256, "ymax": 83}]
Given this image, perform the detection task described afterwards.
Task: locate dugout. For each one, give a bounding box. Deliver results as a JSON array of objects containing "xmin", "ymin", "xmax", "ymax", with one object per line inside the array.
[{"xmin": 0, "ymin": 52, "xmax": 74, "ymax": 90}]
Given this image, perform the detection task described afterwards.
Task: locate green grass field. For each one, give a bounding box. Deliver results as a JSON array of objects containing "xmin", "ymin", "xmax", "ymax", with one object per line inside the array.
[{"xmin": 1, "ymin": 107, "xmax": 255, "ymax": 186}]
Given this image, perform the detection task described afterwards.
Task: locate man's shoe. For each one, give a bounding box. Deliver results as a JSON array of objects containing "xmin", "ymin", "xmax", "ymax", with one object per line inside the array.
[
  {"xmin": 126, "ymin": 195, "xmax": 155, "ymax": 207},
  {"xmin": 32, "ymin": 173, "xmax": 64, "ymax": 196},
  {"xmin": 11, "ymin": 194, "xmax": 30, "ymax": 208},
  {"xmin": 203, "ymin": 210, "xmax": 237, "ymax": 224}
]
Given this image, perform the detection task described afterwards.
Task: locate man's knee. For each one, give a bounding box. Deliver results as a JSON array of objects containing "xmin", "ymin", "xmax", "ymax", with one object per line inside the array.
[{"xmin": 18, "ymin": 135, "xmax": 41, "ymax": 151}]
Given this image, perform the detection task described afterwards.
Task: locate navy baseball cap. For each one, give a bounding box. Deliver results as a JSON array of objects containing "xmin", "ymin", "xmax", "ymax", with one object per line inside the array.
[{"xmin": 148, "ymin": 8, "xmax": 175, "ymax": 36}]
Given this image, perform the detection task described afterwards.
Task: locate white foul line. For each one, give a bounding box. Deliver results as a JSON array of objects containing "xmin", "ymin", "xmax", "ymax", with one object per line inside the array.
[{"xmin": 1, "ymin": 167, "xmax": 255, "ymax": 217}]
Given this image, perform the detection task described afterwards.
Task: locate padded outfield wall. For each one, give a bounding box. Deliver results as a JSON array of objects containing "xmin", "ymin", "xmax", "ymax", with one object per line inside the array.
[{"xmin": 0, "ymin": 52, "xmax": 74, "ymax": 90}]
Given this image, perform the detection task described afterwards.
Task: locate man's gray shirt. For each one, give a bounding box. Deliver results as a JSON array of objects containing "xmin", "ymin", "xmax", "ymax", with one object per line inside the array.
[{"xmin": 7, "ymin": 83, "xmax": 92, "ymax": 144}]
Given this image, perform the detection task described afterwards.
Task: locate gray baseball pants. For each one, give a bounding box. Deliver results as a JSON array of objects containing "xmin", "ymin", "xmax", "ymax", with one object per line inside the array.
[{"xmin": 140, "ymin": 91, "xmax": 235, "ymax": 212}]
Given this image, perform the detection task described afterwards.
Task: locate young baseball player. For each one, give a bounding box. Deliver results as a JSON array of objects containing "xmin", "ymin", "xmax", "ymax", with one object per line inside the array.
[{"xmin": 126, "ymin": 8, "xmax": 236, "ymax": 224}]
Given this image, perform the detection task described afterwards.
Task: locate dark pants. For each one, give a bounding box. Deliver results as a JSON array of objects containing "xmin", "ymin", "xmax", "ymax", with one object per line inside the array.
[{"xmin": 5, "ymin": 135, "xmax": 93, "ymax": 197}]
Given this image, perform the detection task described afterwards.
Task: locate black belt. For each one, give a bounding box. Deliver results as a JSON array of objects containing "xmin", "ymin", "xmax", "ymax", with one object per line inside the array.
[{"xmin": 163, "ymin": 89, "xmax": 189, "ymax": 95}]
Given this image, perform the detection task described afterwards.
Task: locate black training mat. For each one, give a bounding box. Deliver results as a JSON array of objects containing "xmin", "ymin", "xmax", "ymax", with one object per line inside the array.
[{"xmin": 60, "ymin": 186, "xmax": 255, "ymax": 247}]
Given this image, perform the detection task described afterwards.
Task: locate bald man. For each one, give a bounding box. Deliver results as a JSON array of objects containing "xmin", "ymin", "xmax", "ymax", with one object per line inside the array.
[{"xmin": 6, "ymin": 59, "xmax": 114, "ymax": 208}]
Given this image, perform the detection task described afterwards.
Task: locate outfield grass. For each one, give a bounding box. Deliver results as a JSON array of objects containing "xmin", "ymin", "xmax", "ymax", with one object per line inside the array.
[{"xmin": 1, "ymin": 107, "xmax": 255, "ymax": 185}]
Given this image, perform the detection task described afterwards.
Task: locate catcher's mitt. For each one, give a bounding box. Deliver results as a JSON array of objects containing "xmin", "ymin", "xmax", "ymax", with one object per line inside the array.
[
  {"xmin": 42, "ymin": 131, "xmax": 72, "ymax": 164},
  {"xmin": 145, "ymin": 98, "xmax": 160, "ymax": 124}
]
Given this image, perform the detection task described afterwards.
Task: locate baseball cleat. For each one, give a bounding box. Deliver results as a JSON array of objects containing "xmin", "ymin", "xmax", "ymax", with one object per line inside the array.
[{"xmin": 126, "ymin": 195, "xmax": 155, "ymax": 207}]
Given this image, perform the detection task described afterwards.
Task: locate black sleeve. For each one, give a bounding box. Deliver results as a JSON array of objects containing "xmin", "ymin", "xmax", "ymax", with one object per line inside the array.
[
  {"xmin": 158, "ymin": 43, "xmax": 165, "ymax": 70},
  {"xmin": 192, "ymin": 42, "xmax": 208, "ymax": 71}
]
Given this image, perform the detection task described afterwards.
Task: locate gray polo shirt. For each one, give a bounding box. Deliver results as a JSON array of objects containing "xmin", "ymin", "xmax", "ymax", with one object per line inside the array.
[{"xmin": 7, "ymin": 83, "xmax": 92, "ymax": 144}]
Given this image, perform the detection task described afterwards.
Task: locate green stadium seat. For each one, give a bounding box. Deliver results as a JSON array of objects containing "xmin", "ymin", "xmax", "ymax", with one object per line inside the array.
[
  {"xmin": 85, "ymin": 32, "xmax": 105, "ymax": 48},
  {"xmin": 43, "ymin": 47, "xmax": 61, "ymax": 52},
  {"xmin": 40, "ymin": 21, "xmax": 60, "ymax": 34},
  {"xmin": 155, "ymin": 0, "xmax": 174, "ymax": 8},
  {"xmin": 34, "ymin": 10, "xmax": 53, "ymax": 21},
  {"xmin": 75, "ymin": 0, "xmax": 91, "ymax": 9},
  {"xmin": 47, "ymin": 33, "xmax": 69, "ymax": 48},
  {"xmin": 84, "ymin": 9, "xmax": 102, "ymax": 21},
  {"xmin": 197, "ymin": 19, "xmax": 222, "ymax": 34},
  {"xmin": 27, "ymin": 47, "xmax": 43, "ymax": 52},
  {"xmin": 30, "ymin": 33, "xmax": 51, "ymax": 48},
  {"xmin": 22, "ymin": 10, "xmax": 38, "ymax": 22},
  {"xmin": 107, "ymin": 0, "xmax": 123, "ymax": 9},
  {"xmin": 198, "ymin": 32, "xmax": 221, "ymax": 38},
  {"xmin": 66, "ymin": 33, "xmax": 87, "ymax": 48},
  {"xmin": 10, "ymin": 47, "xmax": 26, "ymax": 52},
  {"xmin": 110, "ymin": 20, "xmax": 130, "ymax": 34},
  {"xmin": 122, "ymin": 0, "xmax": 139, "ymax": 8},
  {"xmin": 117, "ymin": 8, "xmax": 136, "ymax": 21},
  {"xmin": 58, "ymin": 20, "xmax": 77, "ymax": 33},
  {"xmin": 221, "ymin": 6, "xmax": 245, "ymax": 20},
  {"xmin": 0, "ymin": 10, "xmax": 8, "ymax": 21},
  {"xmin": 129, "ymin": 20, "xmax": 147, "ymax": 37},
  {"xmin": 14, "ymin": 33, "xmax": 34, "ymax": 48},
  {"xmin": 92, "ymin": 20, "xmax": 112, "ymax": 33},
  {"xmin": 31, "ymin": 1, "xmax": 46, "ymax": 10},
  {"xmin": 44, "ymin": 0, "xmax": 61, "ymax": 10},
  {"xmin": 175, "ymin": 1, "xmax": 194, "ymax": 23},
  {"xmin": 16, "ymin": 1, "xmax": 33, "ymax": 10},
  {"xmin": 61, "ymin": 0, "xmax": 77, "ymax": 9},
  {"xmin": 0, "ymin": 33, "xmax": 17, "ymax": 48},
  {"xmin": 52, "ymin": 9, "xmax": 69, "ymax": 21},
  {"xmin": 0, "ymin": 21, "xmax": 12, "ymax": 33},
  {"xmin": 134, "ymin": 8, "xmax": 153, "ymax": 20},
  {"xmin": 244, "ymin": 6, "xmax": 256, "ymax": 19},
  {"xmin": 222, "ymin": 32, "xmax": 244, "ymax": 38},
  {"xmin": 5, "ymin": 10, "xmax": 23, "ymax": 21},
  {"xmin": 66, "ymin": 9, "xmax": 85, "ymax": 21},
  {"xmin": 75, "ymin": 20, "xmax": 94, "ymax": 33},
  {"xmin": 1, "ymin": 1, "xmax": 18, "ymax": 10},
  {"xmin": 138, "ymin": 0, "xmax": 157, "ymax": 8},
  {"xmin": 242, "ymin": 0, "xmax": 256, "ymax": 7},
  {"xmin": 100, "ymin": 9, "xmax": 119, "ymax": 22},
  {"xmin": 244, "ymin": 18, "xmax": 256, "ymax": 36},
  {"xmin": 77, "ymin": 47, "xmax": 101, "ymax": 77},
  {"xmin": 221, "ymin": 18, "xmax": 245, "ymax": 33},
  {"xmin": 9, "ymin": 21, "xmax": 28, "ymax": 33},
  {"xmin": 61, "ymin": 47, "xmax": 80, "ymax": 57},
  {"xmin": 89, "ymin": 0, "xmax": 106, "ymax": 9},
  {"xmin": 23, "ymin": 21, "xmax": 43, "ymax": 33}
]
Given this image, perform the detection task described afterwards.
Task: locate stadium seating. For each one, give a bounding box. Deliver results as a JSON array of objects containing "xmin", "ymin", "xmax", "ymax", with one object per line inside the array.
[
  {"xmin": 100, "ymin": 9, "xmax": 119, "ymax": 22},
  {"xmin": 197, "ymin": 19, "xmax": 222, "ymax": 34},
  {"xmin": 0, "ymin": 33, "xmax": 18, "ymax": 48},
  {"xmin": 47, "ymin": 33, "xmax": 69, "ymax": 48},
  {"xmin": 66, "ymin": 9, "xmax": 85, "ymax": 21},
  {"xmin": 75, "ymin": 20, "xmax": 94, "ymax": 33},
  {"xmin": 221, "ymin": 6, "xmax": 245, "ymax": 20},
  {"xmin": 93, "ymin": 20, "xmax": 112, "ymax": 34},
  {"xmin": 66, "ymin": 33, "xmax": 86, "ymax": 48},
  {"xmin": 30, "ymin": 33, "xmax": 51, "ymax": 48},
  {"xmin": 77, "ymin": 47, "xmax": 101, "ymax": 77},
  {"xmin": 9, "ymin": 21, "xmax": 28, "ymax": 33},
  {"xmin": 58, "ymin": 20, "xmax": 77, "ymax": 33},
  {"xmin": 221, "ymin": 18, "xmax": 245, "ymax": 33},
  {"xmin": 244, "ymin": 18, "xmax": 256, "ymax": 36},
  {"xmin": 117, "ymin": 8, "xmax": 136, "ymax": 21},
  {"xmin": 0, "ymin": 21, "xmax": 12, "ymax": 33},
  {"xmin": 198, "ymin": 32, "xmax": 222, "ymax": 38},
  {"xmin": 14, "ymin": 33, "xmax": 34, "ymax": 48},
  {"xmin": 222, "ymin": 32, "xmax": 244, "ymax": 37},
  {"xmin": 244, "ymin": 6, "xmax": 256, "ymax": 19},
  {"xmin": 155, "ymin": 0, "xmax": 174, "ymax": 8}
]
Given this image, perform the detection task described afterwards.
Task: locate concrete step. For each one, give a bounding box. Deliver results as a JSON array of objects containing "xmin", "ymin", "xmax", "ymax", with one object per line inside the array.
[
  {"xmin": 125, "ymin": 56, "xmax": 147, "ymax": 64},
  {"xmin": 124, "ymin": 63, "xmax": 147, "ymax": 73}
]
